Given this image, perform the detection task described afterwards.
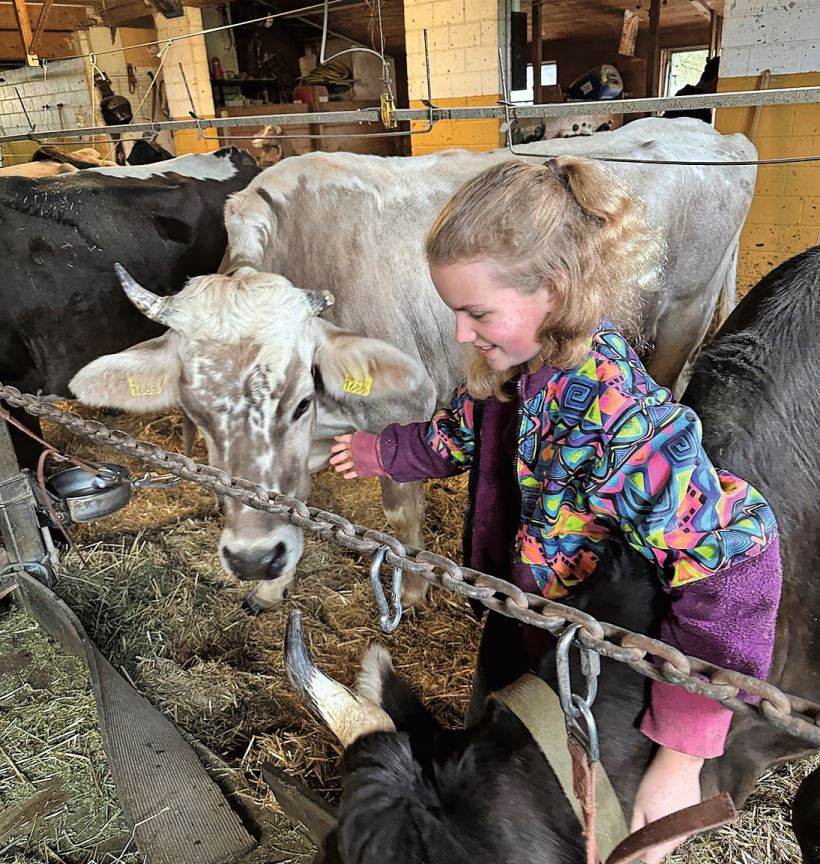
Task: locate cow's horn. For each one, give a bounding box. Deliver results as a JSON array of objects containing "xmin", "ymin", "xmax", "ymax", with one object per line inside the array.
[
  {"xmin": 285, "ymin": 610, "xmax": 394, "ymax": 747},
  {"xmin": 304, "ymin": 289, "xmax": 335, "ymax": 316},
  {"xmin": 114, "ymin": 263, "xmax": 174, "ymax": 326}
]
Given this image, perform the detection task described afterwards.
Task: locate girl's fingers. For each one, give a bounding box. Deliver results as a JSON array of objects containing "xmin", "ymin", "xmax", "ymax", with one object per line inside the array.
[
  {"xmin": 329, "ymin": 451, "xmax": 349, "ymax": 464},
  {"xmin": 342, "ymin": 469, "xmax": 358, "ymax": 480},
  {"xmin": 332, "ymin": 459, "xmax": 355, "ymax": 474},
  {"xmin": 334, "ymin": 433, "xmax": 353, "ymax": 445}
]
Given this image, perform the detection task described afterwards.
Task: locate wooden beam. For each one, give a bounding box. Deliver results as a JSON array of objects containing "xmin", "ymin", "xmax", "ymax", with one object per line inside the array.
[
  {"xmin": 532, "ymin": 0, "xmax": 542, "ymax": 104},
  {"xmin": 0, "ymin": 26, "xmax": 72, "ymax": 58},
  {"xmin": 644, "ymin": 0, "xmax": 661, "ymax": 99},
  {"xmin": 28, "ymin": 0, "xmax": 52, "ymax": 54},
  {"xmin": 100, "ymin": 0, "xmax": 151, "ymax": 26},
  {"xmin": 11, "ymin": 0, "xmax": 35, "ymax": 61},
  {"xmin": 689, "ymin": 0, "xmax": 713, "ymax": 20},
  {"xmin": 0, "ymin": 4, "xmax": 84, "ymax": 30}
]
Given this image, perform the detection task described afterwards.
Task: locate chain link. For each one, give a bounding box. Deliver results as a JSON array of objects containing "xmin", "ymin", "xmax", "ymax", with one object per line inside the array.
[{"xmin": 3, "ymin": 384, "xmax": 819, "ymax": 746}]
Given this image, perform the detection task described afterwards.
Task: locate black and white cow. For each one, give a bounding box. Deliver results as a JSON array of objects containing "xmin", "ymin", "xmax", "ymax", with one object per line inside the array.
[
  {"xmin": 0, "ymin": 147, "xmax": 259, "ymax": 464},
  {"xmin": 285, "ymin": 247, "xmax": 820, "ymax": 864},
  {"xmin": 70, "ymin": 119, "xmax": 756, "ymax": 612}
]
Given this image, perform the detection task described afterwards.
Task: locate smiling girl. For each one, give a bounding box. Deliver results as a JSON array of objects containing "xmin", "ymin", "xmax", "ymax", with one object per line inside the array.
[{"xmin": 329, "ymin": 158, "xmax": 781, "ymax": 863}]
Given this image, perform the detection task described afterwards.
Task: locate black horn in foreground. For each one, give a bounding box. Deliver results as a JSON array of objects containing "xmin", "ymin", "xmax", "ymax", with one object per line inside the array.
[{"xmin": 285, "ymin": 610, "xmax": 395, "ymax": 747}]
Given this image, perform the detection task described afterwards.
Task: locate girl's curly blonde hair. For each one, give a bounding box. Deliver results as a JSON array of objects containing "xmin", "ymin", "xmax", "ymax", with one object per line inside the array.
[{"xmin": 426, "ymin": 157, "xmax": 666, "ymax": 400}]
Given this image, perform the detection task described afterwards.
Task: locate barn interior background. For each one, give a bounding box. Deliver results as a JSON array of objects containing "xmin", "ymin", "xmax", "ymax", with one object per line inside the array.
[{"xmin": 0, "ymin": 0, "xmax": 819, "ymax": 861}]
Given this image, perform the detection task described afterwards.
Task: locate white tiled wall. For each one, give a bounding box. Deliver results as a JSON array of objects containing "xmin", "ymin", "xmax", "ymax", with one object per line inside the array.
[
  {"xmin": 722, "ymin": 0, "xmax": 820, "ymax": 76},
  {"xmin": 0, "ymin": 59, "xmax": 91, "ymax": 138}
]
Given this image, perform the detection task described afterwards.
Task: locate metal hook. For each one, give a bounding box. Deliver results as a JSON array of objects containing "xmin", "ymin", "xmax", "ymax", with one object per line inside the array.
[
  {"xmin": 178, "ymin": 62, "xmax": 207, "ymax": 139},
  {"xmin": 369, "ymin": 545, "xmax": 403, "ymax": 633},
  {"xmin": 556, "ymin": 623, "xmax": 602, "ymax": 762}
]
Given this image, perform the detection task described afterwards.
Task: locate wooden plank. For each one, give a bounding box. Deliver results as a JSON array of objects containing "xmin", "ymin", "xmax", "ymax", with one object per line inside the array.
[
  {"xmin": 28, "ymin": 0, "xmax": 52, "ymax": 54},
  {"xmin": 10, "ymin": 0, "xmax": 33, "ymax": 58},
  {"xmin": 0, "ymin": 27, "xmax": 72, "ymax": 58},
  {"xmin": 260, "ymin": 763, "xmax": 336, "ymax": 845},
  {"xmin": 0, "ymin": 4, "xmax": 83, "ymax": 31},
  {"xmin": 99, "ymin": 0, "xmax": 151, "ymax": 27}
]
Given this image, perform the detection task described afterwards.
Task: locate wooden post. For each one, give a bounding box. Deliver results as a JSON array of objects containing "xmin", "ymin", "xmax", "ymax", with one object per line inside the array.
[
  {"xmin": 531, "ymin": 0, "xmax": 543, "ymax": 104},
  {"xmin": 0, "ymin": 419, "xmax": 52, "ymax": 584},
  {"xmin": 644, "ymin": 0, "xmax": 662, "ymax": 99},
  {"xmin": 708, "ymin": 11, "xmax": 723, "ymax": 59}
]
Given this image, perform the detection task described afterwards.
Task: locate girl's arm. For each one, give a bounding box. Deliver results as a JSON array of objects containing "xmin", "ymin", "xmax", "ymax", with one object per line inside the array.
[
  {"xmin": 588, "ymin": 400, "xmax": 782, "ymax": 757},
  {"xmin": 331, "ymin": 383, "xmax": 480, "ymax": 483}
]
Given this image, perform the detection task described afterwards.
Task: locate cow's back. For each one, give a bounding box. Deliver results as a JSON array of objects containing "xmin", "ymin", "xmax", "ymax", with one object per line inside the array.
[
  {"xmin": 684, "ymin": 246, "xmax": 820, "ymax": 800},
  {"xmin": 227, "ymin": 118, "xmax": 756, "ymax": 401},
  {"xmin": 0, "ymin": 147, "xmax": 259, "ymax": 396}
]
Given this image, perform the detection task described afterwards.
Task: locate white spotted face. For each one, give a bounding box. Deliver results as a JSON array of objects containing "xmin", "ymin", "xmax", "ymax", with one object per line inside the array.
[{"xmin": 163, "ymin": 270, "xmax": 327, "ymax": 584}]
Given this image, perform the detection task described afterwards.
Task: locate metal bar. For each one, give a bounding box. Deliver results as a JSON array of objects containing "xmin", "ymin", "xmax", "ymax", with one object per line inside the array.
[
  {"xmin": 0, "ymin": 420, "xmax": 52, "ymax": 585},
  {"xmin": 29, "ymin": 0, "xmax": 54, "ymax": 56},
  {"xmin": 1, "ymin": 86, "xmax": 819, "ymax": 144}
]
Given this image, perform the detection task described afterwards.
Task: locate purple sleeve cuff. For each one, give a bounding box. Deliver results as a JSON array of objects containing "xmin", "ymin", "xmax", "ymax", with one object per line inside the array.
[
  {"xmin": 641, "ymin": 537, "xmax": 782, "ymax": 757},
  {"xmin": 640, "ymin": 680, "xmax": 733, "ymax": 758},
  {"xmin": 350, "ymin": 432, "xmax": 387, "ymax": 479},
  {"xmin": 377, "ymin": 422, "xmax": 465, "ymax": 483}
]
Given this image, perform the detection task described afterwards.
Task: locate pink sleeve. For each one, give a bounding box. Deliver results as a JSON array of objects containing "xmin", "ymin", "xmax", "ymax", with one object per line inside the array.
[
  {"xmin": 350, "ymin": 431, "xmax": 387, "ymax": 479},
  {"xmin": 640, "ymin": 680, "xmax": 733, "ymax": 758}
]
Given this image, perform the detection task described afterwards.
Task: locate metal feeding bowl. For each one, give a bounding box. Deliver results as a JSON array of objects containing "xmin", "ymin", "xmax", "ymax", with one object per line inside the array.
[{"xmin": 45, "ymin": 464, "xmax": 133, "ymax": 523}]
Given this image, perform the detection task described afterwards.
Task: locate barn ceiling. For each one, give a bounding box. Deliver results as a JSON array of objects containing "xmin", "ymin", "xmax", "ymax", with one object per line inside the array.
[{"xmin": 255, "ymin": 0, "xmax": 724, "ymax": 58}]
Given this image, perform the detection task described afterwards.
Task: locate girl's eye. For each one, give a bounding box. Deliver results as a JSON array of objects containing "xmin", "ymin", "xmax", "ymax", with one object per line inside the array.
[
  {"xmin": 292, "ymin": 397, "xmax": 312, "ymax": 421},
  {"xmin": 471, "ymin": 311, "xmax": 487, "ymax": 321}
]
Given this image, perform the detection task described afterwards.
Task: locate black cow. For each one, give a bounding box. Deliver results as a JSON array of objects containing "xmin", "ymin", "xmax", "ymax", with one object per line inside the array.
[
  {"xmin": 0, "ymin": 147, "xmax": 259, "ymax": 464},
  {"xmin": 285, "ymin": 246, "xmax": 820, "ymax": 863}
]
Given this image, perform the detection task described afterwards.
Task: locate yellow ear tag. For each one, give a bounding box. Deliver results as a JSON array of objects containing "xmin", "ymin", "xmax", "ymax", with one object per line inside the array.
[
  {"xmin": 342, "ymin": 373, "xmax": 373, "ymax": 398},
  {"xmin": 127, "ymin": 375, "xmax": 163, "ymax": 397}
]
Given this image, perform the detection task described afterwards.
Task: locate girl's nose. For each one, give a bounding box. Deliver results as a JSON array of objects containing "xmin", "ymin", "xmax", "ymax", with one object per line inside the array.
[{"xmin": 454, "ymin": 314, "xmax": 475, "ymax": 344}]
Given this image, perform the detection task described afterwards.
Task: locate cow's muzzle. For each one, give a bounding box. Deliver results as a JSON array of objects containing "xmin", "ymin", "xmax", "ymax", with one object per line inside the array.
[{"xmin": 222, "ymin": 542, "xmax": 289, "ymax": 581}]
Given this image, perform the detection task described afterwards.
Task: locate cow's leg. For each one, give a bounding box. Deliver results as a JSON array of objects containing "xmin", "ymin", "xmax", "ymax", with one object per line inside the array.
[
  {"xmin": 243, "ymin": 571, "xmax": 296, "ymax": 614},
  {"xmin": 793, "ymin": 764, "xmax": 820, "ymax": 863},
  {"xmin": 378, "ymin": 477, "xmax": 428, "ymax": 608}
]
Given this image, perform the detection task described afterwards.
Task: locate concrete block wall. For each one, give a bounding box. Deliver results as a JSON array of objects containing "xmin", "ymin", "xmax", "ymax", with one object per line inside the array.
[
  {"xmin": 404, "ymin": 0, "xmax": 503, "ymax": 154},
  {"xmin": 154, "ymin": 8, "xmax": 218, "ymax": 154},
  {"xmin": 0, "ymin": 59, "xmax": 91, "ymax": 164},
  {"xmin": 715, "ymin": 0, "xmax": 820, "ymax": 295}
]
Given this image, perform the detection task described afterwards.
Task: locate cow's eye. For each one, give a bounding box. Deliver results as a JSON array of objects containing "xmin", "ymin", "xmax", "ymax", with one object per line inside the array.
[{"xmin": 292, "ymin": 397, "xmax": 312, "ymax": 421}]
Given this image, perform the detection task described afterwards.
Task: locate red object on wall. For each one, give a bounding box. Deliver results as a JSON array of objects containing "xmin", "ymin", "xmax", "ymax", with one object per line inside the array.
[{"xmin": 211, "ymin": 56, "xmax": 223, "ymax": 80}]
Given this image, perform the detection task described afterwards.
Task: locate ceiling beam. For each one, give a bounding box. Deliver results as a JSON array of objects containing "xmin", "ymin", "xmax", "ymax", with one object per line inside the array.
[
  {"xmin": 29, "ymin": 0, "xmax": 53, "ymax": 53},
  {"xmin": 689, "ymin": 0, "xmax": 713, "ymax": 20},
  {"xmin": 0, "ymin": 4, "xmax": 83, "ymax": 29},
  {"xmin": 11, "ymin": 0, "xmax": 36, "ymax": 62}
]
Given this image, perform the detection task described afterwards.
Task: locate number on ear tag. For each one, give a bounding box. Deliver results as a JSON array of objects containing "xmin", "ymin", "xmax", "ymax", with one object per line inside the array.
[
  {"xmin": 342, "ymin": 374, "xmax": 373, "ymax": 398},
  {"xmin": 128, "ymin": 375, "xmax": 163, "ymax": 397}
]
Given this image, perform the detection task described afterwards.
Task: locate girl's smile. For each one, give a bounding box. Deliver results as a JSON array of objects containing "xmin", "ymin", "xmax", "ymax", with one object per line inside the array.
[{"xmin": 430, "ymin": 260, "xmax": 557, "ymax": 371}]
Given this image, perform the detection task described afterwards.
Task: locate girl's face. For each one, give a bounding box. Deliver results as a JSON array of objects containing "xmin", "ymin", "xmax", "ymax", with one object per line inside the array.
[{"xmin": 431, "ymin": 260, "xmax": 556, "ymax": 371}]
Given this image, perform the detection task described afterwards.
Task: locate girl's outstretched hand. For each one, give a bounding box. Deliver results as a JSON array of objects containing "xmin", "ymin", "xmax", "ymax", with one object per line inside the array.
[
  {"xmin": 330, "ymin": 434, "xmax": 359, "ymax": 479},
  {"xmin": 630, "ymin": 746, "xmax": 704, "ymax": 863}
]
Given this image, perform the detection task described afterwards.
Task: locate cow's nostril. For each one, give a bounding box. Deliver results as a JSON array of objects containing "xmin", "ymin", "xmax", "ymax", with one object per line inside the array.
[
  {"xmin": 223, "ymin": 544, "xmax": 290, "ymax": 581},
  {"xmin": 272, "ymin": 542, "xmax": 286, "ymax": 562}
]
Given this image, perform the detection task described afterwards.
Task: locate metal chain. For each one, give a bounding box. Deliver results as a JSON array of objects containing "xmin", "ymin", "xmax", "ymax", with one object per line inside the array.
[{"xmin": 2, "ymin": 384, "xmax": 819, "ymax": 746}]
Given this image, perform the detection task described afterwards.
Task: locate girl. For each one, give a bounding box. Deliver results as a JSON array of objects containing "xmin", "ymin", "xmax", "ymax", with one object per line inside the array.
[{"xmin": 329, "ymin": 158, "xmax": 781, "ymax": 863}]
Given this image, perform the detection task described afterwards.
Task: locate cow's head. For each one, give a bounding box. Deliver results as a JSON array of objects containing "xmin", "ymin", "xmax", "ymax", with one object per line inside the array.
[{"xmin": 70, "ymin": 265, "xmax": 424, "ymax": 609}]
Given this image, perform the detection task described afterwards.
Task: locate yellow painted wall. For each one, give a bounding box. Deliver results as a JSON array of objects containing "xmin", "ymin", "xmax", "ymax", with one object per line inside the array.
[
  {"xmin": 716, "ymin": 72, "xmax": 820, "ymax": 295},
  {"xmin": 403, "ymin": 0, "xmax": 502, "ymax": 153}
]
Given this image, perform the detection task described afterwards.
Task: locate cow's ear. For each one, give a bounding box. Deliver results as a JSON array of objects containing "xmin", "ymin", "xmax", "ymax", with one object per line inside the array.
[
  {"xmin": 314, "ymin": 322, "xmax": 425, "ymax": 401},
  {"xmin": 69, "ymin": 332, "xmax": 181, "ymax": 412}
]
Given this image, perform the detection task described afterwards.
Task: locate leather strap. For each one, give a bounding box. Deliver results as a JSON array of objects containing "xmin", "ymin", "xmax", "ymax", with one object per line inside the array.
[
  {"xmin": 605, "ymin": 792, "xmax": 737, "ymax": 864},
  {"xmin": 495, "ymin": 674, "xmax": 628, "ymax": 861}
]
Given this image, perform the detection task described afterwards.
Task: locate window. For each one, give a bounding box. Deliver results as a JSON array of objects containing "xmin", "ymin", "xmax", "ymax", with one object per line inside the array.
[
  {"xmin": 663, "ymin": 48, "xmax": 709, "ymax": 97},
  {"xmin": 510, "ymin": 62, "xmax": 558, "ymax": 103}
]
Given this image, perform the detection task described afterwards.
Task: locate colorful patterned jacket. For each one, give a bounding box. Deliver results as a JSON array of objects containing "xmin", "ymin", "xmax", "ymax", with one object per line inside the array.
[
  {"xmin": 350, "ymin": 324, "xmax": 782, "ymax": 757},
  {"xmin": 422, "ymin": 327, "xmax": 777, "ymax": 598}
]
